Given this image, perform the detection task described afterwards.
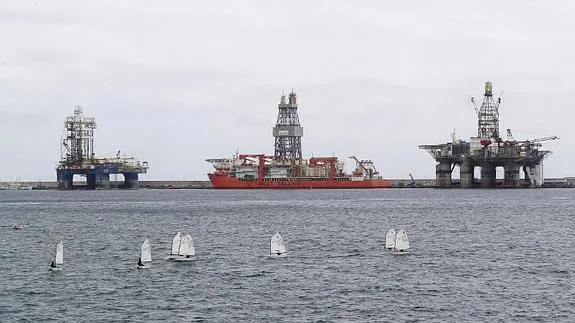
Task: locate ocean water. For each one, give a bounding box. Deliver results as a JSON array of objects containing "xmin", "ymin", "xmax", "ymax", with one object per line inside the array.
[{"xmin": 0, "ymin": 188, "xmax": 573, "ymax": 322}]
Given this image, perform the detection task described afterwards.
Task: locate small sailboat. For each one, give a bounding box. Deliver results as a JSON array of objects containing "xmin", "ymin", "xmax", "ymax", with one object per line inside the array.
[
  {"xmin": 385, "ymin": 229, "xmax": 396, "ymax": 251},
  {"xmin": 49, "ymin": 240, "xmax": 63, "ymax": 271},
  {"xmin": 167, "ymin": 232, "xmax": 182, "ymax": 260},
  {"xmin": 174, "ymin": 234, "xmax": 195, "ymax": 261},
  {"xmin": 393, "ymin": 229, "xmax": 410, "ymax": 255},
  {"xmin": 137, "ymin": 238, "xmax": 152, "ymax": 269},
  {"xmin": 13, "ymin": 223, "xmax": 28, "ymax": 230},
  {"xmin": 270, "ymin": 232, "xmax": 287, "ymax": 257}
]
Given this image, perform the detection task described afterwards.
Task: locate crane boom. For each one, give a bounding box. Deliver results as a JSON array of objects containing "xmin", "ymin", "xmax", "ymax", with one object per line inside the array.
[
  {"xmin": 530, "ymin": 136, "xmax": 558, "ymax": 143},
  {"xmin": 516, "ymin": 135, "xmax": 559, "ymax": 147},
  {"xmin": 469, "ymin": 96, "xmax": 478, "ymax": 114},
  {"xmin": 348, "ymin": 156, "xmax": 369, "ymax": 174}
]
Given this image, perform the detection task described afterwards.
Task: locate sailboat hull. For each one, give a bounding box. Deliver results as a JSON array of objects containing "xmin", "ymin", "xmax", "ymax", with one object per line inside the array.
[
  {"xmin": 173, "ymin": 256, "xmax": 195, "ymax": 262},
  {"xmin": 269, "ymin": 253, "xmax": 287, "ymax": 258},
  {"xmin": 392, "ymin": 250, "xmax": 411, "ymax": 255},
  {"xmin": 49, "ymin": 267, "xmax": 62, "ymax": 271},
  {"xmin": 137, "ymin": 264, "xmax": 151, "ymax": 269}
]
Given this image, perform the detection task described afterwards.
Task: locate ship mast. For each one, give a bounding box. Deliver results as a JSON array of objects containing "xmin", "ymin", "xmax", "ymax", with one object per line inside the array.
[{"xmin": 273, "ymin": 90, "xmax": 303, "ymax": 160}]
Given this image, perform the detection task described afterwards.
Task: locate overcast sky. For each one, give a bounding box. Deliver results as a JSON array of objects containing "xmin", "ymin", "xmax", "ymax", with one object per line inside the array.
[{"xmin": 0, "ymin": 0, "xmax": 572, "ymax": 181}]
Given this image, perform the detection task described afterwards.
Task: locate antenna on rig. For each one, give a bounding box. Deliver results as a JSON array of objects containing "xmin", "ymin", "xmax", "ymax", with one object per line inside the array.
[{"xmin": 450, "ymin": 128, "xmax": 457, "ymax": 143}]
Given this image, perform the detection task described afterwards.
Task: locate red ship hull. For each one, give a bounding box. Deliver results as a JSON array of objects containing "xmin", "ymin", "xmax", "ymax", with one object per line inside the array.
[{"xmin": 208, "ymin": 173, "xmax": 392, "ymax": 189}]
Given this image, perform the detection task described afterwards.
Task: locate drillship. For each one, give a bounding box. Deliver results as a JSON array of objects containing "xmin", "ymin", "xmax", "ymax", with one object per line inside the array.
[{"xmin": 206, "ymin": 91, "xmax": 392, "ymax": 189}]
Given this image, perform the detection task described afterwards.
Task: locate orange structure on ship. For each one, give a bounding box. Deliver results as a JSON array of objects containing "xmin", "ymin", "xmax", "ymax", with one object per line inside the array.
[{"xmin": 206, "ymin": 91, "xmax": 392, "ymax": 189}]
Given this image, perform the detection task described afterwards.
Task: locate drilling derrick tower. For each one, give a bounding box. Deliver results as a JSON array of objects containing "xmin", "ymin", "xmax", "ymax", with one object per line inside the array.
[
  {"xmin": 474, "ymin": 81, "xmax": 501, "ymax": 139},
  {"xmin": 62, "ymin": 105, "xmax": 96, "ymax": 166},
  {"xmin": 273, "ymin": 91, "xmax": 303, "ymax": 160}
]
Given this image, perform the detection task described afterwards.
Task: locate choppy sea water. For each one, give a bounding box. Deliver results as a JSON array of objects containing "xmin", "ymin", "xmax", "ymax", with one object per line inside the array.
[{"xmin": 0, "ymin": 188, "xmax": 573, "ymax": 322}]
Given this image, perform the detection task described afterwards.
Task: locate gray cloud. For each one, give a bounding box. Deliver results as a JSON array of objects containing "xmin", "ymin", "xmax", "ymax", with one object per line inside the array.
[{"xmin": 0, "ymin": 0, "xmax": 572, "ymax": 181}]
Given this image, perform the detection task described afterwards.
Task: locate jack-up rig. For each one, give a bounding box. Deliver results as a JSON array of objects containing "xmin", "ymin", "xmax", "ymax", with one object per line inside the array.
[
  {"xmin": 419, "ymin": 82, "xmax": 559, "ymax": 188},
  {"xmin": 56, "ymin": 106, "xmax": 148, "ymax": 190}
]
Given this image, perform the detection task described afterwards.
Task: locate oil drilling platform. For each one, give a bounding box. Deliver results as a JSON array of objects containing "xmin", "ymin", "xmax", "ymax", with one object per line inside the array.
[
  {"xmin": 56, "ymin": 106, "xmax": 148, "ymax": 190},
  {"xmin": 419, "ymin": 82, "xmax": 559, "ymax": 188}
]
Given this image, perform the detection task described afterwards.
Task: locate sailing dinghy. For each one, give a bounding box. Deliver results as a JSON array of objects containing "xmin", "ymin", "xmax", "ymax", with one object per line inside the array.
[
  {"xmin": 49, "ymin": 240, "xmax": 63, "ymax": 271},
  {"xmin": 167, "ymin": 232, "xmax": 182, "ymax": 260},
  {"xmin": 393, "ymin": 229, "xmax": 410, "ymax": 255},
  {"xmin": 174, "ymin": 234, "xmax": 195, "ymax": 261},
  {"xmin": 270, "ymin": 232, "xmax": 287, "ymax": 257},
  {"xmin": 137, "ymin": 238, "xmax": 152, "ymax": 269},
  {"xmin": 385, "ymin": 229, "xmax": 396, "ymax": 251}
]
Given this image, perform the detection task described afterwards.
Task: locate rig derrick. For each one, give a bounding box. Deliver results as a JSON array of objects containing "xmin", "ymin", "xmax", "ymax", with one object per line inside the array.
[{"xmin": 273, "ymin": 91, "xmax": 303, "ymax": 161}]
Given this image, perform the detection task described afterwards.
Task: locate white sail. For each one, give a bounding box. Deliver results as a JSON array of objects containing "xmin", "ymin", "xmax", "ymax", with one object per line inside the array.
[
  {"xmin": 141, "ymin": 238, "xmax": 152, "ymax": 262},
  {"xmin": 394, "ymin": 229, "xmax": 410, "ymax": 252},
  {"xmin": 270, "ymin": 232, "xmax": 287, "ymax": 255},
  {"xmin": 178, "ymin": 234, "xmax": 193, "ymax": 257},
  {"xmin": 170, "ymin": 232, "xmax": 182, "ymax": 255},
  {"xmin": 385, "ymin": 229, "xmax": 396, "ymax": 250},
  {"xmin": 55, "ymin": 240, "xmax": 63, "ymax": 265}
]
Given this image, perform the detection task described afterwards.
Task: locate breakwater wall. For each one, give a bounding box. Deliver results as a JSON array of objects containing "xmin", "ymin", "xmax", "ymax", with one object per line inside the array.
[
  {"xmin": 2, "ymin": 177, "xmax": 574, "ymax": 190},
  {"xmin": 1, "ymin": 180, "xmax": 211, "ymax": 190}
]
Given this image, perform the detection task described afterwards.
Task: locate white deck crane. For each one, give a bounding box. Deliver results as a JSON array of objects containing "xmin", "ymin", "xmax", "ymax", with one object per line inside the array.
[{"xmin": 517, "ymin": 136, "xmax": 559, "ymax": 147}]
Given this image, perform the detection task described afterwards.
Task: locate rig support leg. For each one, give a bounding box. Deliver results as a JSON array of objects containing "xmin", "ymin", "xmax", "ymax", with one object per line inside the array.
[
  {"xmin": 504, "ymin": 163, "xmax": 520, "ymax": 188},
  {"xmin": 436, "ymin": 161, "xmax": 452, "ymax": 188},
  {"xmin": 87, "ymin": 174, "xmax": 96, "ymax": 190},
  {"xmin": 523, "ymin": 165, "xmax": 540, "ymax": 187},
  {"xmin": 95, "ymin": 172, "xmax": 110, "ymax": 190},
  {"xmin": 460, "ymin": 159, "xmax": 474, "ymax": 189},
  {"xmin": 534, "ymin": 163, "xmax": 544, "ymax": 187},
  {"xmin": 123, "ymin": 173, "xmax": 139, "ymax": 189},
  {"xmin": 480, "ymin": 163, "xmax": 496, "ymax": 188},
  {"xmin": 57, "ymin": 170, "xmax": 73, "ymax": 190}
]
